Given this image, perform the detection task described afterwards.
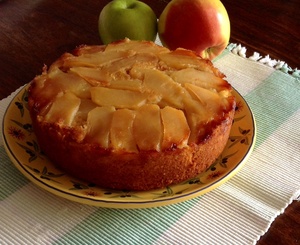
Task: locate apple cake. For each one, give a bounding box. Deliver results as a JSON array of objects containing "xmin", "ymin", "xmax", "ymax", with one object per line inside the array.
[{"xmin": 28, "ymin": 39, "xmax": 236, "ymax": 191}]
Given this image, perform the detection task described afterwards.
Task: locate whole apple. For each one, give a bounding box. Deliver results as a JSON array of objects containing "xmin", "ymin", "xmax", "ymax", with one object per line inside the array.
[
  {"xmin": 158, "ymin": 0, "xmax": 230, "ymax": 60},
  {"xmin": 98, "ymin": 0, "xmax": 157, "ymax": 44}
]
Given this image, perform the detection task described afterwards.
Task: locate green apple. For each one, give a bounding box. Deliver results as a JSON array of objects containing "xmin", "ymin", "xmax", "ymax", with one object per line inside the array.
[{"xmin": 98, "ymin": 0, "xmax": 157, "ymax": 44}]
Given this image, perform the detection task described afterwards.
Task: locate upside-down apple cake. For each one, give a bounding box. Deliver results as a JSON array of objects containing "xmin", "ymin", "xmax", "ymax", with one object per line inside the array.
[{"xmin": 28, "ymin": 39, "xmax": 236, "ymax": 191}]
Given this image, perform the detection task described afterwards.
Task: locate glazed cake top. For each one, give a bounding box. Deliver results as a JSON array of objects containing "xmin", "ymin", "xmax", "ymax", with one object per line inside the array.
[{"xmin": 29, "ymin": 39, "xmax": 235, "ymax": 153}]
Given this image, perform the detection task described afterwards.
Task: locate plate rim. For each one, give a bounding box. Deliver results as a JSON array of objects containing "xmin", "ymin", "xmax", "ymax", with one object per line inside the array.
[{"xmin": 2, "ymin": 85, "xmax": 256, "ymax": 209}]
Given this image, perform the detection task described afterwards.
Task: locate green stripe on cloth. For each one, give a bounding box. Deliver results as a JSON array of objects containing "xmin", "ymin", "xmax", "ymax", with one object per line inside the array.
[
  {"xmin": 0, "ymin": 146, "xmax": 29, "ymax": 200},
  {"xmin": 245, "ymin": 70, "xmax": 300, "ymax": 148},
  {"xmin": 53, "ymin": 197, "xmax": 200, "ymax": 245}
]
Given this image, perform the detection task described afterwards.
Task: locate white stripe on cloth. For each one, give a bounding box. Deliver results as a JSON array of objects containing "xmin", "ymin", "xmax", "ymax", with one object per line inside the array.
[
  {"xmin": 214, "ymin": 52, "xmax": 274, "ymax": 96},
  {"xmin": 0, "ymin": 183, "xmax": 97, "ymax": 245},
  {"xmin": 153, "ymin": 109, "xmax": 300, "ymax": 245}
]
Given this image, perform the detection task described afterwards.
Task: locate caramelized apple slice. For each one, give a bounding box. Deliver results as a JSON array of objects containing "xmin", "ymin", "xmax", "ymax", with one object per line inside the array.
[
  {"xmin": 90, "ymin": 87, "xmax": 148, "ymax": 109},
  {"xmin": 170, "ymin": 68, "xmax": 229, "ymax": 92},
  {"xmin": 46, "ymin": 68, "xmax": 91, "ymax": 99},
  {"xmin": 72, "ymin": 99, "xmax": 98, "ymax": 127},
  {"xmin": 105, "ymin": 53, "xmax": 158, "ymax": 74},
  {"xmin": 70, "ymin": 65, "xmax": 142, "ymax": 88},
  {"xmin": 183, "ymin": 97, "xmax": 211, "ymax": 143},
  {"xmin": 161, "ymin": 106, "xmax": 190, "ymax": 149},
  {"xmin": 85, "ymin": 106, "xmax": 115, "ymax": 147},
  {"xmin": 143, "ymin": 69, "xmax": 186, "ymax": 109},
  {"xmin": 185, "ymin": 83, "xmax": 221, "ymax": 113},
  {"xmin": 105, "ymin": 38, "xmax": 169, "ymax": 55},
  {"xmin": 158, "ymin": 49, "xmax": 212, "ymax": 71},
  {"xmin": 73, "ymin": 45, "xmax": 105, "ymax": 55},
  {"xmin": 44, "ymin": 92, "xmax": 81, "ymax": 126},
  {"xmin": 110, "ymin": 109, "xmax": 138, "ymax": 153},
  {"xmin": 69, "ymin": 67, "xmax": 110, "ymax": 87},
  {"xmin": 61, "ymin": 50, "xmax": 131, "ymax": 68},
  {"xmin": 133, "ymin": 104, "xmax": 162, "ymax": 151},
  {"xmin": 108, "ymin": 78, "xmax": 143, "ymax": 92}
]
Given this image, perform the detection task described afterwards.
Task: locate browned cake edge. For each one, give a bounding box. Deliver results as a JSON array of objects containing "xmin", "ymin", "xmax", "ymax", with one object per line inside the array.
[{"xmin": 29, "ymin": 108, "xmax": 235, "ymax": 191}]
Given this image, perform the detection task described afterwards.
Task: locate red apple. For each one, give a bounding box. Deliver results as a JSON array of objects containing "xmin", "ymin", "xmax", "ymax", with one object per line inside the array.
[{"xmin": 158, "ymin": 0, "xmax": 230, "ymax": 60}]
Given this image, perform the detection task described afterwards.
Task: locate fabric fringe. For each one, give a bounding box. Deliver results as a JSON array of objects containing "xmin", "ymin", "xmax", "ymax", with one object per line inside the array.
[
  {"xmin": 295, "ymin": 190, "xmax": 300, "ymax": 201},
  {"xmin": 226, "ymin": 43, "xmax": 300, "ymax": 78}
]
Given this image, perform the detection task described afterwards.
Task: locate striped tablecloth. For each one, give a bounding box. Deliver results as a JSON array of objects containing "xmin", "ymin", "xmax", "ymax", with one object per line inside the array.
[{"xmin": 1, "ymin": 43, "xmax": 299, "ymax": 245}]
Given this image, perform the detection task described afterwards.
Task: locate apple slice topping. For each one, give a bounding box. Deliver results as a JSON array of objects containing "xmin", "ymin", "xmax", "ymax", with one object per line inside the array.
[
  {"xmin": 182, "ymin": 96, "xmax": 211, "ymax": 143},
  {"xmin": 108, "ymin": 78, "xmax": 143, "ymax": 92},
  {"xmin": 72, "ymin": 45, "xmax": 106, "ymax": 55},
  {"xmin": 133, "ymin": 104, "xmax": 162, "ymax": 151},
  {"xmin": 158, "ymin": 49, "xmax": 209, "ymax": 70},
  {"xmin": 46, "ymin": 68, "xmax": 92, "ymax": 99},
  {"xmin": 143, "ymin": 68, "xmax": 186, "ymax": 109},
  {"xmin": 185, "ymin": 83, "xmax": 222, "ymax": 112},
  {"xmin": 69, "ymin": 66, "xmax": 111, "ymax": 87},
  {"xmin": 105, "ymin": 53, "xmax": 159, "ymax": 74},
  {"xmin": 85, "ymin": 106, "xmax": 115, "ymax": 147},
  {"xmin": 44, "ymin": 91, "xmax": 81, "ymax": 126},
  {"xmin": 90, "ymin": 87, "xmax": 149, "ymax": 109},
  {"xmin": 170, "ymin": 68, "xmax": 230, "ymax": 92},
  {"xmin": 61, "ymin": 49, "xmax": 132, "ymax": 68},
  {"xmin": 110, "ymin": 109, "xmax": 138, "ymax": 153},
  {"xmin": 161, "ymin": 106, "xmax": 190, "ymax": 149},
  {"xmin": 105, "ymin": 38, "xmax": 169, "ymax": 55},
  {"xmin": 31, "ymin": 39, "xmax": 235, "ymax": 151},
  {"xmin": 73, "ymin": 99, "xmax": 98, "ymax": 126}
]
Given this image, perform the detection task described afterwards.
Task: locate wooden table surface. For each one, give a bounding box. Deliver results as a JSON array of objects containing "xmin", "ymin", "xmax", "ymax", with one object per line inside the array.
[{"xmin": 0, "ymin": 0, "xmax": 299, "ymax": 244}]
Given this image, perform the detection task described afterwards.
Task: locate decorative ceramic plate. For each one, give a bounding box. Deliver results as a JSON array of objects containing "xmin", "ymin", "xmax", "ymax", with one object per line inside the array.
[{"xmin": 2, "ymin": 85, "xmax": 256, "ymax": 209}]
